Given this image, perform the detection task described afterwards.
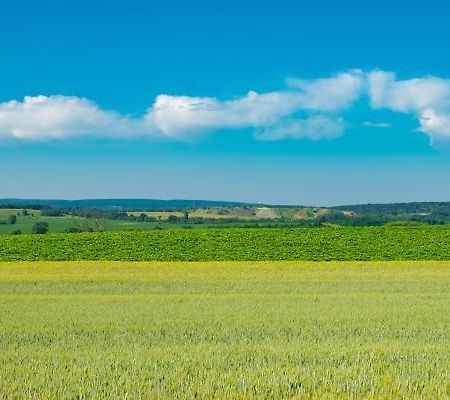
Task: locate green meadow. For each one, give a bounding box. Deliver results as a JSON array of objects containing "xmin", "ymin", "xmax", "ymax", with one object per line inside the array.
[
  {"xmin": 0, "ymin": 209, "xmax": 157, "ymax": 235},
  {"xmin": 0, "ymin": 261, "xmax": 448, "ymax": 398},
  {"xmin": 0, "ymin": 209, "xmax": 75, "ymax": 235}
]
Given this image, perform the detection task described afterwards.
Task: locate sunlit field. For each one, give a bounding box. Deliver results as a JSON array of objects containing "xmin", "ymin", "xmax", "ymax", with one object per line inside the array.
[{"xmin": 0, "ymin": 261, "xmax": 448, "ymax": 398}]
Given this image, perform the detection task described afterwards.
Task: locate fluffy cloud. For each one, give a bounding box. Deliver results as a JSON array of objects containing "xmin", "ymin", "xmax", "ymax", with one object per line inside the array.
[
  {"xmin": 368, "ymin": 71, "xmax": 450, "ymax": 113},
  {"xmin": 285, "ymin": 70, "xmax": 363, "ymax": 111},
  {"xmin": 150, "ymin": 70, "xmax": 363, "ymax": 137},
  {"xmin": 419, "ymin": 109, "xmax": 450, "ymax": 140},
  {"xmin": 3, "ymin": 69, "xmax": 450, "ymax": 145},
  {"xmin": 0, "ymin": 95, "xmax": 152, "ymax": 140},
  {"xmin": 149, "ymin": 91, "xmax": 302, "ymax": 137},
  {"xmin": 0, "ymin": 70, "xmax": 364, "ymax": 142},
  {"xmin": 368, "ymin": 71, "xmax": 450, "ymax": 142}
]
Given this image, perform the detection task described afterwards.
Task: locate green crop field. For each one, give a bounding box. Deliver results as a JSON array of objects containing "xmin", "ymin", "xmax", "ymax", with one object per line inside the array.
[
  {"xmin": 3, "ymin": 225, "xmax": 450, "ymax": 261},
  {"xmin": 0, "ymin": 261, "xmax": 448, "ymax": 398}
]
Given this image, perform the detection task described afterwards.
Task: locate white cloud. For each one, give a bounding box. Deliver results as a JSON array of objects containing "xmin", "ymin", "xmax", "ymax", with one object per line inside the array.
[
  {"xmin": 286, "ymin": 70, "xmax": 363, "ymax": 111},
  {"xmin": 148, "ymin": 91, "xmax": 303, "ymax": 138},
  {"xmin": 149, "ymin": 70, "xmax": 363, "ymax": 138},
  {"xmin": 0, "ymin": 95, "xmax": 154, "ymax": 140},
  {"xmin": 3, "ymin": 69, "xmax": 450, "ymax": 145},
  {"xmin": 368, "ymin": 71, "xmax": 450, "ymax": 113},
  {"xmin": 368, "ymin": 71, "xmax": 450, "ymax": 142},
  {"xmin": 0, "ymin": 70, "xmax": 365, "ymax": 142},
  {"xmin": 256, "ymin": 116, "xmax": 345, "ymax": 141},
  {"xmin": 363, "ymin": 121, "xmax": 392, "ymax": 129},
  {"xmin": 418, "ymin": 109, "xmax": 450, "ymax": 141}
]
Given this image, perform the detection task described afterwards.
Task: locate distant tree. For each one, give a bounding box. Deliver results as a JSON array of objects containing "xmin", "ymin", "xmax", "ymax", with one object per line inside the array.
[
  {"xmin": 137, "ymin": 213, "xmax": 147, "ymax": 222},
  {"xmin": 73, "ymin": 216, "xmax": 102, "ymax": 232},
  {"xmin": 65, "ymin": 227, "xmax": 82, "ymax": 233},
  {"xmin": 167, "ymin": 215, "xmax": 179, "ymax": 223},
  {"xmin": 41, "ymin": 208, "xmax": 65, "ymax": 217},
  {"xmin": 10, "ymin": 229, "xmax": 22, "ymax": 235},
  {"xmin": 32, "ymin": 221, "xmax": 49, "ymax": 234},
  {"xmin": 8, "ymin": 215, "xmax": 17, "ymax": 225},
  {"xmin": 183, "ymin": 211, "xmax": 189, "ymax": 221},
  {"xmin": 21, "ymin": 209, "xmax": 29, "ymax": 216}
]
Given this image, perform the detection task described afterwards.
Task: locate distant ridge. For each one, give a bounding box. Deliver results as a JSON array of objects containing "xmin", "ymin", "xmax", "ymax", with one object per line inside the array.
[
  {"xmin": 3, "ymin": 199, "xmax": 450, "ymax": 214},
  {"xmin": 0, "ymin": 198, "xmax": 255, "ymax": 211},
  {"xmin": 331, "ymin": 201, "xmax": 450, "ymax": 214}
]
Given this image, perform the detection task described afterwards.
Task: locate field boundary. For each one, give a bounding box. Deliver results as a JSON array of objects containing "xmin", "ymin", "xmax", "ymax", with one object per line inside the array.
[{"xmin": 2, "ymin": 260, "xmax": 450, "ymax": 268}]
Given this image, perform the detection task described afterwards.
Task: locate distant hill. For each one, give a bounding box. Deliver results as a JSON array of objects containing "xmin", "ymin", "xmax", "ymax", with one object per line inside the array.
[
  {"xmin": 330, "ymin": 201, "xmax": 450, "ymax": 224},
  {"xmin": 3, "ymin": 199, "xmax": 450, "ymax": 228},
  {"xmin": 332, "ymin": 202, "xmax": 450, "ymax": 215},
  {"xmin": 0, "ymin": 198, "xmax": 255, "ymax": 211}
]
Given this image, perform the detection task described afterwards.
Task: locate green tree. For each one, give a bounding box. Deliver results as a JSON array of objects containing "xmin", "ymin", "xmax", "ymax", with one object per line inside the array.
[
  {"xmin": 8, "ymin": 215, "xmax": 17, "ymax": 225},
  {"xmin": 137, "ymin": 213, "xmax": 147, "ymax": 222},
  {"xmin": 167, "ymin": 215, "xmax": 179, "ymax": 223},
  {"xmin": 32, "ymin": 221, "xmax": 49, "ymax": 234}
]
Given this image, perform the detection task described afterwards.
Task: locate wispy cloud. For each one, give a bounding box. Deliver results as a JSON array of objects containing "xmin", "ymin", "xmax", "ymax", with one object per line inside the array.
[
  {"xmin": 362, "ymin": 121, "xmax": 392, "ymax": 129},
  {"xmin": 285, "ymin": 70, "xmax": 363, "ymax": 111},
  {"xmin": 256, "ymin": 116, "xmax": 345, "ymax": 141},
  {"xmin": 2, "ymin": 69, "xmax": 450, "ymax": 145}
]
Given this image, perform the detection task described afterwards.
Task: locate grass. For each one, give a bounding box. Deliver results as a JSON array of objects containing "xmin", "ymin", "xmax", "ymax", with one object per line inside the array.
[
  {"xmin": 0, "ymin": 261, "xmax": 448, "ymax": 398},
  {"xmin": 0, "ymin": 209, "xmax": 42, "ymax": 218},
  {"xmin": 0, "ymin": 209, "xmax": 79, "ymax": 235},
  {"xmin": 0, "ymin": 215, "xmax": 80, "ymax": 235},
  {"xmin": 0, "ymin": 209, "xmax": 233, "ymax": 235},
  {"xmin": 0, "ymin": 209, "xmax": 161, "ymax": 234},
  {"xmin": 4, "ymin": 225, "xmax": 450, "ymax": 261}
]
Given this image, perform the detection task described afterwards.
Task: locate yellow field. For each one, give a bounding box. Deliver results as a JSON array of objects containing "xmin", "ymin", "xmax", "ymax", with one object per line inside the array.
[{"xmin": 0, "ymin": 261, "xmax": 449, "ymax": 398}]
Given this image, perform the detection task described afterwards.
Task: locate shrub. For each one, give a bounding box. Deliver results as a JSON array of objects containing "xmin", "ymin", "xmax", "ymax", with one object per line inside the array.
[
  {"xmin": 65, "ymin": 227, "xmax": 82, "ymax": 233},
  {"xmin": 32, "ymin": 221, "xmax": 49, "ymax": 234}
]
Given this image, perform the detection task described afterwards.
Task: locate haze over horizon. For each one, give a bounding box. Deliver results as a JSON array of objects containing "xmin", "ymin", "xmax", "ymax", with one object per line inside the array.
[{"xmin": 2, "ymin": 0, "xmax": 450, "ymax": 205}]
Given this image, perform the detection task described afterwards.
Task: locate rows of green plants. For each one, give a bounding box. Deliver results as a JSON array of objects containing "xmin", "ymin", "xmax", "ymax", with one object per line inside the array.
[{"xmin": 1, "ymin": 225, "xmax": 450, "ymax": 260}]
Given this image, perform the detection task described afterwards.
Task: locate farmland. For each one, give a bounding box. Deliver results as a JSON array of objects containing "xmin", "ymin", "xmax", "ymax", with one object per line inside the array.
[
  {"xmin": 0, "ymin": 207, "xmax": 311, "ymax": 235},
  {"xmin": 2, "ymin": 214, "xmax": 450, "ymax": 398},
  {"xmin": 4, "ymin": 200, "xmax": 450, "ymax": 235},
  {"xmin": 3, "ymin": 225, "xmax": 450, "ymax": 261},
  {"xmin": 0, "ymin": 261, "xmax": 448, "ymax": 398},
  {"xmin": 0, "ymin": 209, "xmax": 162, "ymax": 234}
]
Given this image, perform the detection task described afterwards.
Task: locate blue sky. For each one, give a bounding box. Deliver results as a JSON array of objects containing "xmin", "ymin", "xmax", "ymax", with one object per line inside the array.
[{"xmin": 2, "ymin": 0, "xmax": 450, "ymax": 205}]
